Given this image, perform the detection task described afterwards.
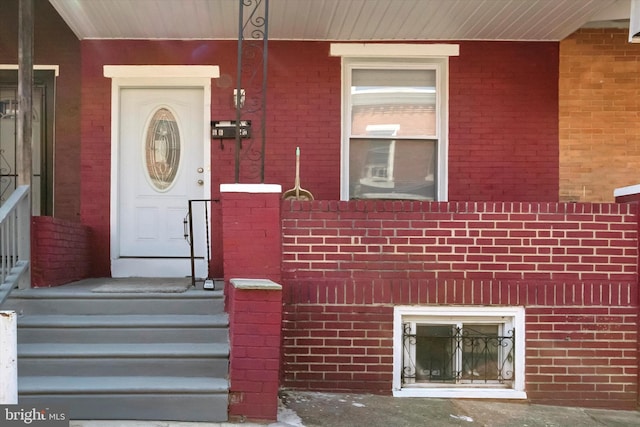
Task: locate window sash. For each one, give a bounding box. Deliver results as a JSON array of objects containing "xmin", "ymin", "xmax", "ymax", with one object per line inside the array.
[
  {"xmin": 349, "ymin": 138, "xmax": 437, "ymax": 201},
  {"xmin": 402, "ymin": 320, "xmax": 515, "ymax": 387},
  {"xmin": 341, "ymin": 58, "xmax": 448, "ymax": 201},
  {"xmin": 349, "ymin": 66, "xmax": 439, "ymax": 139}
]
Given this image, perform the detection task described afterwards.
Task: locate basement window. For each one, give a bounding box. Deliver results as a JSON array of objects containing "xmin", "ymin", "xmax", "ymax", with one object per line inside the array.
[{"xmin": 393, "ymin": 306, "xmax": 526, "ymax": 399}]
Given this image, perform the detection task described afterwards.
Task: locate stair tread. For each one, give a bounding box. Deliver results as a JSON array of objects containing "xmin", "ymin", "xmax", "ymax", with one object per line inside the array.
[
  {"xmin": 19, "ymin": 342, "xmax": 229, "ymax": 357},
  {"xmin": 19, "ymin": 376, "xmax": 228, "ymax": 394},
  {"xmin": 9, "ymin": 289, "xmax": 224, "ymax": 299},
  {"xmin": 18, "ymin": 313, "xmax": 228, "ymax": 327}
]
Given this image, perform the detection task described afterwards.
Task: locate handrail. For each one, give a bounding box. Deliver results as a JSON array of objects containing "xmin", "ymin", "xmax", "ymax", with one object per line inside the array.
[
  {"xmin": 0, "ymin": 185, "xmax": 30, "ymax": 306},
  {"xmin": 184, "ymin": 199, "xmax": 219, "ymax": 288}
]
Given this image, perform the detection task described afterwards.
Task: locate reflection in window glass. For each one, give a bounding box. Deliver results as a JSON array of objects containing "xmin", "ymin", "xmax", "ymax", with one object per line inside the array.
[
  {"xmin": 0, "ymin": 86, "xmax": 44, "ymax": 214},
  {"xmin": 351, "ymin": 69, "xmax": 436, "ymax": 137},
  {"xmin": 145, "ymin": 108, "xmax": 180, "ymax": 191},
  {"xmin": 348, "ymin": 67, "xmax": 438, "ymax": 200},
  {"xmin": 350, "ymin": 139, "xmax": 436, "ymax": 200}
]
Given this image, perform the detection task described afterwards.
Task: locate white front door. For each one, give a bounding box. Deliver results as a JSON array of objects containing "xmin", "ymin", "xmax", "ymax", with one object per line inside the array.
[{"xmin": 115, "ymin": 87, "xmax": 207, "ymax": 277}]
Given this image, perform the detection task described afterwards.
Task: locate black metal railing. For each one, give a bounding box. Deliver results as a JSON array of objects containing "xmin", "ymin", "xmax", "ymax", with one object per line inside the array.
[
  {"xmin": 183, "ymin": 199, "xmax": 219, "ymax": 287},
  {"xmin": 235, "ymin": 0, "xmax": 269, "ymax": 183},
  {"xmin": 402, "ymin": 323, "xmax": 515, "ymax": 386}
]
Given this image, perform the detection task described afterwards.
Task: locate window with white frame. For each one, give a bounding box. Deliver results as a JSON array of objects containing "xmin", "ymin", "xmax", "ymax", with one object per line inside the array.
[
  {"xmin": 332, "ymin": 44, "xmax": 456, "ymax": 201},
  {"xmin": 393, "ymin": 306, "xmax": 526, "ymax": 399}
]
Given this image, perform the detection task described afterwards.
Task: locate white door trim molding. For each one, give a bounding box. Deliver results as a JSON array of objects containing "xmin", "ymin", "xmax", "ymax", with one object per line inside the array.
[{"xmin": 104, "ymin": 65, "xmax": 219, "ymax": 277}]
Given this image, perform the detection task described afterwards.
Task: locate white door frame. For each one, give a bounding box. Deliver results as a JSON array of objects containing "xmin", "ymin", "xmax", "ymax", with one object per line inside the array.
[{"xmin": 104, "ymin": 65, "xmax": 219, "ymax": 277}]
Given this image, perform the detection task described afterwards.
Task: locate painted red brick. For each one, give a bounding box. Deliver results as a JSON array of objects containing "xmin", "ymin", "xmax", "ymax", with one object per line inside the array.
[
  {"xmin": 221, "ymin": 190, "xmax": 282, "ymax": 284},
  {"xmin": 75, "ymin": 38, "xmax": 561, "ymax": 276},
  {"xmin": 227, "ymin": 283, "xmax": 282, "ymax": 422},
  {"xmin": 31, "ymin": 217, "xmax": 91, "ymax": 287},
  {"xmin": 281, "ymin": 200, "xmax": 639, "ymax": 408}
]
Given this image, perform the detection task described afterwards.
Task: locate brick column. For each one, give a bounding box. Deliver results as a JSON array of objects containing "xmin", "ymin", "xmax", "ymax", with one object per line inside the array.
[
  {"xmin": 220, "ymin": 184, "xmax": 282, "ymax": 284},
  {"xmin": 220, "ymin": 184, "xmax": 283, "ymax": 421},
  {"xmin": 227, "ymin": 278, "xmax": 282, "ymax": 422}
]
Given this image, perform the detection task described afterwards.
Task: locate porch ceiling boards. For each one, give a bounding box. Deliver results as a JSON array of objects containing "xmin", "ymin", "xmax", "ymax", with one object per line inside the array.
[{"xmin": 48, "ymin": 0, "xmax": 630, "ymax": 42}]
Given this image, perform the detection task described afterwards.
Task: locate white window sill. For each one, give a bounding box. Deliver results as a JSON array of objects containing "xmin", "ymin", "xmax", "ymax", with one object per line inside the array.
[{"xmin": 393, "ymin": 388, "xmax": 527, "ymax": 399}]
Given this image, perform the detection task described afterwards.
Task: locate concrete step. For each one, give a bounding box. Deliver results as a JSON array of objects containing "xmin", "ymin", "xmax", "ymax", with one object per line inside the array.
[
  {"xmin": 19, "ymin": 376, "xmax": 229, "ymax": 422},
  {"xmin": 18, "ymin": 356, "xmax": 228, "ymax": 377},
  {"xmin": 13, "ymin": 279, "xmax": 230, "ymax": 422},
  {"xmin": 5, "ymin": 289, "xmax": 224, "ymax": 315},
  {"xmin": 19, "ymin": 342, "xmax": 229, "ymax": 357},
  {"xmin": 18, "ymin": 342, "xmax": 229, "ymax": 377},
  {"xmin": 17, "ymin": 314, "xmax": 229, "ymax": 343}
]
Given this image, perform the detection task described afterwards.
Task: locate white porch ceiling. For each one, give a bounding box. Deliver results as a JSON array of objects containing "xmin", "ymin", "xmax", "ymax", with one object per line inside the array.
[{"xmin": 48, "ymin": 0, "xmax": 631, "ymax": 42}]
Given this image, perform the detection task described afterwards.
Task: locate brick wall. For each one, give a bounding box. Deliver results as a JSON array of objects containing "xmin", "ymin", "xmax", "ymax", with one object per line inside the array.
[
  {"xmin": 449, "ymin": 42, "xmax": 559, "ymax": 202},
  {"xmin": 31, "ymin": 216, "xmax": 91, "ymax": 287},
  {"xmin": 79, "ymin": 40, "xmax": 558, "ymax": 276},
  {"xmin": 283, "ymin": 200, "xmax": 637, "ymax": 282},
  {"xmin": 281, "ymin": 200, "xmax": 639, "ymax": 408},
  {"xmin": 526, "ymin": 304, "xmax": 637, "ymax": 408},
  {"xmin": 560, "ymin": 28, "xmax": 640, "ymax": 203},
  {"xmin": 227, "ymin": 279, "xmax": 282, "ymax": 422},
  {"xmin": 221, "ymin": 186, "xmax": 283, "ymax": 284}
]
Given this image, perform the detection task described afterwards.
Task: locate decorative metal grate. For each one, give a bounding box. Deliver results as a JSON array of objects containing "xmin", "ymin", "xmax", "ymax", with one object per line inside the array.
[{"xmin": 402, "ymin": 323, "xmax": 515, "ymax": 386}]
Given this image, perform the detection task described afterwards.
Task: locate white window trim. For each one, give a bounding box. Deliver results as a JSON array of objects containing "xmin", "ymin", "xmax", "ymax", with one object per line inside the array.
[
  {"xmin": 393, "ymin": 306, "xmax": 527, "ymax": 399},
  {"xmin": 330, "ymin": 43, "xmax": 459, "ymax": 58},
  {"xmin": 333, "ymin": 43, "xmax": 456, "ymax": 202},
  {"xmin": 0, "ymin": 65, "xmax": 60, "ymax": 76}
]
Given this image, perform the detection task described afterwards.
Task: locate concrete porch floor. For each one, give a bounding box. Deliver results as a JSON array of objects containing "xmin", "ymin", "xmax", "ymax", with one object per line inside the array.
[{"xmin": 25, "ymin": 277, "xmax": 206, "ymax": 292}]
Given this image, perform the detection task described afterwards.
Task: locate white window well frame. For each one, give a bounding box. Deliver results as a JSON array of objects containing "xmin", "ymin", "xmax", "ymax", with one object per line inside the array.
[
  {"xmin": 332, "ymin": 43, "xmax": 458, "ymax": 202},
  {"xmin": 393, "ymin": 306, "xmax": 526, "ymax": 399}
]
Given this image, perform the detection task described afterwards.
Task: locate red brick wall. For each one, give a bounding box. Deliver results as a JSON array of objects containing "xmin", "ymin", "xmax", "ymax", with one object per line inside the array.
[
  {"xmin": 281, "ymin": 200, "xmax": 639, "ymax": 408},
  {"xmin": 449, "ymin": 42, "xmax": 559, "ymax": 202},
  {"xmin": 79, "ymin": 40, "xmax": 558, "ymax": 276},
  {"xmin": 222, "ymin": 190, "xmax": 284, "ymax": 422},
  {"xmin": 527, "ymin": 304, "xmax": 638, "ymax": 408},
  {"xmin": 31, "ymin": 216, "xmax": 91, "ymax": 287},
  {"xmin": 227, "ymin": 281, "xmax": 282, "ymax": 422},
  {"xmin": 221, "ymin": 188, "xmax": 283, "ymax": 284},
  {"xmin": 283, "ymin": 200, "xmax": 636, "ymax": 282}
]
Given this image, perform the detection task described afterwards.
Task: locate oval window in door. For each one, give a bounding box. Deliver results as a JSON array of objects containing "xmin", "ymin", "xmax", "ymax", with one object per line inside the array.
[{"xmin": 144, "ymin": 107, "xmax": 181, "ymax": 191}]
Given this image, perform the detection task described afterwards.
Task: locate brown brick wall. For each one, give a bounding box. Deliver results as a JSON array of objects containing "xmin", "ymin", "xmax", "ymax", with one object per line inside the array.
[{"xmin": 560, "ymin": 28, "xmax": 640, "ymax": 202}]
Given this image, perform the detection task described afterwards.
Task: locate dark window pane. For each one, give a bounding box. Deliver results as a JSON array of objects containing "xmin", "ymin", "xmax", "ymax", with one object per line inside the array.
[{"xmin": 350, "ymin": 139, "xmax": 436, "ymax": 200}]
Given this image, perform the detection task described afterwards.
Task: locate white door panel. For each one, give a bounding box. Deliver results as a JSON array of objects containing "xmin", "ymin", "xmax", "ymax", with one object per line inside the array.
[{"xmin": 117, "ymin": 87, "xmax": 206, "ymax": 275}]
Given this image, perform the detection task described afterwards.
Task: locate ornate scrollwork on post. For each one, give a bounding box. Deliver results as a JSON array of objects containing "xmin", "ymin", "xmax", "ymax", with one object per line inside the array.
[{"xmin": 235, "ymin": 0, "xmax": 269, "ymax": 183}]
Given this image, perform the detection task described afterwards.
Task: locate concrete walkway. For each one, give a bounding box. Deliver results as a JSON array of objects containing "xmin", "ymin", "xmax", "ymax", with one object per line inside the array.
[
  {"xmin": 281, "ymin": 391, "xmax": 640, "ymax": 427},
  {"xmin": 71, "ymin": 391, "xmax": 640, "ymax": 427}
]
